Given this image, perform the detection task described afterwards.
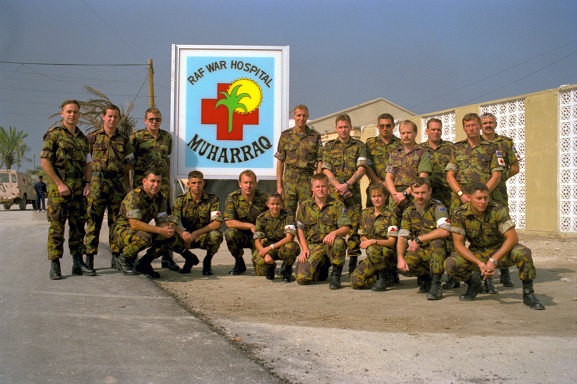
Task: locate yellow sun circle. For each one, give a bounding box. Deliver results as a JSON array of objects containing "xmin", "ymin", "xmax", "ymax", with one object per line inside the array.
[{"xmin": 228, "ymin": 78, "xmax": 262, "ymax": 114}]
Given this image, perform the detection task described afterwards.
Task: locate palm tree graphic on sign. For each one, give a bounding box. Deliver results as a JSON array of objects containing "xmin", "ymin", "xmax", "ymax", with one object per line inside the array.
[{"xmin": 215, "ymin": 78, "xmax": 262, "ymax": 134}]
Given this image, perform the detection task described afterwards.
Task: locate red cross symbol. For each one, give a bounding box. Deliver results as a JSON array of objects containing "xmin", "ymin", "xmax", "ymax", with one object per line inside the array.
[{"xmin": 201, "ymin": 83, "xmax": 259, "ymax": 141}]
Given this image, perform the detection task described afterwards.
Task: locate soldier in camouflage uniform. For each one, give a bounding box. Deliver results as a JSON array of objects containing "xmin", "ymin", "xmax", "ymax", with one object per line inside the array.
[
  {"xmin": 112, "ymin": 169, "xmax": 186, "ymax": 278},
  {"xmin": 275, "ymin": 104, "xmax": 322, "ymax": 214},
  {"xmin": 84, "ymin": 104, "xmax": 133, "ymax": 272},
  {"xmin": 481, "ymin": 112, "xmax": 521, "ymax": 288},
  {"xmin": 129, "ymin": 107, "xmax": 179, "ymax": 271},
  {"xmin": 447, "ymin": 183, "xmax": 545, "ymax": 310},
  {"xmin": 173, "ymin": 170, "xmax": 223, "ymax": 275},
  {"xmin": 322, "ymin": 113, "xmax": 367, "ymax": 274},
  {"xmin": 41, "ymin": 100, "xmax": 94, "ymax": 280},
  {"xmin": 422, "ymin": 118, "xmax": 453, "ymax": 212},
  {"xmin": 385, "ymin": 120, "xmax": 432, "ymax": 212},
  {"xmin": 350, "ymin": 183, "xmax": 398, "ymax": 291},
  {"xmin": 397, "ymin": 178, "xmax": 452, "ymax": 300},
  {"xmin": 365, "ymin": 113, "xmax": 401, "ymax": 208},
  {"xmin": 253, "ymin": 193, "xmax": 299, "ymax": 282},
  {"xmin": 224, "ymin": 170, "xmax": 269, "ymax": 275},
  {"xmin": 296, "ymin": 173, "xmax": 351, "ymax": 289},
  {"xmin": 446, "ymin": 113, "xmax": 503, "ymax": 213}
]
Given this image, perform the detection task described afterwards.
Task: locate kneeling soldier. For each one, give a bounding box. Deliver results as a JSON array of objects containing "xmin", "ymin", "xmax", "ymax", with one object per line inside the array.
[
  {"xmin": 447, "ymin": 183, "xmax": 545, "ymax": 310},
  {"xmin": 397, "ymin": 178, "xmax": 452, "ymax": 300},
  {"xmin": 253, "ymin": 193, "xmax": 300, "ymax": 282}
]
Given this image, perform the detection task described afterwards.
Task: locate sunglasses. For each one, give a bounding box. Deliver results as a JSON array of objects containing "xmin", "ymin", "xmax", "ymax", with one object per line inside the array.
[{"xmin": 147, "ymin": 118, "xmax": 162, "ymax": 122}]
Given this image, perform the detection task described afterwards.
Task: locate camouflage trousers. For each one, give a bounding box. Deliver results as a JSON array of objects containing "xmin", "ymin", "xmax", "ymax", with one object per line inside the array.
[
  {"xmin": 282, "ymin": 169, "xmax": 314, "ymax": 214},
  {"xmin": 84, "ymin": 176, "xmax": 126, "ymax": 255},
  {"xmin": 491, "ymin": 181, "xmax": 509, "ymax": 209},
  {"xmin": 168, "ymin": 230, "xmax": 223, "ymax": 258},
  {"xmin": 431, "ymin": 185, "xmax": 452, "ymax": 216},
  {"xmin": 330, "ymin": 190, "xmax": 362, "ymax": 258},
  {"xmin": 113, "ymin": 227, "xmax": 183, "ymax": 259},
  {"xmin": 296, "ymin": 237, "xmax": 347, "ymax": 285},
  {"xmin": 252, "ymin": 240, "xmax": 300, "ymax": 276},
  {"xmin": 400, "ymin": 239, "xmax": 448, "ymax": 278},
  {"xmin": 445, "ymin": 244, "xmax": 537, "ymax": 282},
  {"xmin": 224, "ymin": 228, "xmax": 255, "ymax": 259},
  {"xmin": 46, "ymin": 191, "xmax": 86, "ymax": 260},
  {"xmin": 350, "ymin": 244, "xmax": 396, "ymax": 289}
]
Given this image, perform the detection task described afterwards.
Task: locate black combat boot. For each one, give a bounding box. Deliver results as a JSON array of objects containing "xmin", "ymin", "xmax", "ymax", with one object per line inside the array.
[
  {"xmin": 202, "ymin": 253, "xmax": 214, "ymax": 275},
  {"xmin": 442, "ymin": 275, "xmax": 460, "ymax": 289},
  {"xmin": 229, "ymin": 256, "xmax": 247, "ymax": 275},
  {"xmin": 111, "ymin": 253, "xmax": 119, "ymax": 270},
  {"xmin": 348, "ymin": 256, "xmax": 358, "ymax": 276},
  {"xmin": 117, "ymin": 253, "xmax": 140, "ymax": 276},
  {"xmin": 459, "ymin": 271, "xmax": 484, "ymax": 301},
  {"xmin": 371, "ymin": 269, "xmax": 392, "ymax": 292},
  {"xmin": 50, "ymin": 259, "xmax": 62, "ymax": 280},
  {"xmin": 71, "ymin": 254, "xmax": 84, "ymax": 275},
  {"xmin": 266, "ymin": 263, "xmax": 275, "ymax": 280},
  {"xmin": 500, "ymin": 269, "xmax": 514, "ymax": 287},
  {"xmin": 427, "ymin": 274, "xmax": 443, "ymax": 300},
  {"xmin": 84, "ymin": 254, "xmax": 97, "ymax": 276},
  {"xmin": 391, "ymin": 268, "xmax": 400, "ymax": 284},
  {"xmin": 179, "ymin": 250, "xmax": 200, "ymax": 274},
  {"xmin": 317, "ymin": 257, "xmax": 331, "ymax": 281},
  {"xmin": 522, "ymin": 280, "xmax": 545, "ymax": 310},
  {"xmin": 161, "ymin": 251, "xmax": 180, "ymax": 272},
  {"xmin": 329, "ymin": 265, "xmax": 343, "ymax": 290},
  {"xmin": 282, "ymin": 264, "xmax": 293, "ymax": 283},
  {"xmin": 134, "ymin": 249, "xmax": 160, "ymax": 278},
  {"xmin": 418, "ymin": 274, "xmax": 432, "ymax": 294},
  {"xmin": 484, "ymin": 277, "xmax": 498, "ymax": 294}
]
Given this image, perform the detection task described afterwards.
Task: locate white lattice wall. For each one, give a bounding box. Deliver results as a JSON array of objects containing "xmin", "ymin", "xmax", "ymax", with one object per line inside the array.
[
  {"xmin": 480, "ymin": 100, "xmax": 526, "ymax": 229},
  {"xmin": 420, "ymin": 111, "xmax": 456, "ymax": 143},
  {"xmin": 558, "ymin": 89, "xmax": 577, "ymax": 233}
]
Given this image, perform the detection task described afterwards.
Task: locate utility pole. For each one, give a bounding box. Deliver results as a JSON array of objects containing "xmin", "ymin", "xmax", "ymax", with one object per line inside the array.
[{"xmin": 148, "ymin": 58, "xmax": 155, "ymax": 108}]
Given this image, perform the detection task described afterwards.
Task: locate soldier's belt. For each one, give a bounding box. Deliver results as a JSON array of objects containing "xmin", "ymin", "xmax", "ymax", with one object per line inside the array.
[
  {"xmin": 55, "ymin": 169, "xmax": 84, "ymax": 180},
  {"xmin": 92, "ymin": 170, "xmax": 124, "ymax": 179},
  {"xmin": 395, "ymin": 186, "xmax": 409, "ymax": 192}
]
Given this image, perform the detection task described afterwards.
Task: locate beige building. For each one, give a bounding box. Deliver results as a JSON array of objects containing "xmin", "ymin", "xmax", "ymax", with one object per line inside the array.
[{"xmin": 310, "ymin": 84, "xmax": 577, "ymax": 235}]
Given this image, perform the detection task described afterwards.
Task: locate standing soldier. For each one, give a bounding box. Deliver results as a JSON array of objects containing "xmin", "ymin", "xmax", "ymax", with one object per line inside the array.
[
  {"xmin": 84, "ymin": 104, "xmax": 133, "ymax": 271},
  {"xmin": 253, "ymin": 193, "xmax": 300, "ymax": 282},
  {"xmin": 275, "ymin": 104, "xmax": 322, "ymax": 214},
  {"xmin": 365, "ymin": 113, "xmax": 400, "ymax": 207},
  {"xmin": 447, "ymin": 183, "xmax": 545, "ymax": 310},
  {"xmin": 396, "ymin": 178, "xmax": 452, "ymax": 300},
  {"xmin": 480, "ymin": 112, "xmax": 521, "ymax": 288},
  {"xmin": 422, "ymin": 118, "xmax": 453, "ymax": 212},
  {"xmin": 350, "ymin": 183, "xmax": 398, "ymax": 291},
  {"xmin": 223, "ymin": 170, "xmax": 269, "ymax": 275},
  {"xmin": 129, "ymin": 107, "xmax": 179, "ymax": 271},
  {"xmin": 385, "ymin": 120, "xmax": 432, "ymax": 211},
  {"xmin": 33, "ymin": 175, "xmax": 47, "ymax": 212},
  {"xmin": 322, "ymin": 113, "xmax": 368, "ymax": 274},
  {"xmin": 173, "ymin": 170, "xmax": 223, "ymax": 275},
  {"xmin": 41, "ymin": 100, "xmax": 93, "ymax": 279},
  {"xmin": 296, "ymin": 173, "xmax": 351, "ymax": 289}
]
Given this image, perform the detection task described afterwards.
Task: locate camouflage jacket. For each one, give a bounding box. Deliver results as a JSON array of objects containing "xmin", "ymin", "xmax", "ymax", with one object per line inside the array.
[
  {"xmin": 274, "ymin": 126, "xmax": 322, "ymax": 175},
  {"xmin": 322, "ymin": 138, "xmax": 368, "ymax": 185},
  {"xmin": 358, "ymin": 206, "xmax": 399, "ymax": 240},
  {"xmin": 451, "ymin": 201, "xmax": 514, "ymax": 250},
  {"xmin": 399, "ymin": 199, "xmax": 451, "ymax": 239},
  {"xmin": 115, "ymin": 187, "xmax": 173, "ymax": 232},
  {"xmin": 365, "ymin": 135, "xmax": 401, "ymax": 181},
  {"xmin": 87, "ymin": 128, "xmax": 133, "ymax": 175},
  {"xmin": 254, "ymin": 209, "xmax": 296, "ymax": 242},
  {"xmin": 445, "ymin": 139, "xmax": 503, "ymax": 186},
  {"xmin": 385, "ymin": 145, "xmax": 432, "ymax": 188},
  {"xmin": 130, "ymin": 128, "xmax": 172, "ymax": 178},
  {"xmin": 173, "ymin": 191, "xmax": 222, "ymax": 232},
  {"xmin": 40, "ymin": 125, "xmax": 89, "ymax": 195},
  {"xmin": 484, "ymin": 134, "xmax": 520, "ymax": 182},
  {"xmin": 223, "ymin": 189, "xmax": 269, "ymax": 224},
  {"xmin": 422, "ymin": 140, "xmax": 453, "ymax": 191},
  {"xmin": 296, "ymin": 196, "xmax": 352, "ymax": 244}
]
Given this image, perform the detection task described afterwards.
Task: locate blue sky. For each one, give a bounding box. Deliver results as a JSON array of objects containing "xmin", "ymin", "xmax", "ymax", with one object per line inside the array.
[{"xmin": 1, "ymin": 0, "xmax": 576, "ymax": 171}]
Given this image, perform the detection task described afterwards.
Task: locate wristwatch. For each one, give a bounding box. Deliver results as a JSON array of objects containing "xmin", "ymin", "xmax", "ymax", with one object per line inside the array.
[
  {"xmin": 402, "ymin": 191, "xmax": 408, "ymax": 197},
  {"xmin": 415, "ymin": 237, "xmax": 422, "ymax": 245},
  {"xmin": 457, "ymin": 190, "xmax": 464, "ymax": 197},
  {"xmin": 489, "ymin": 258, "xmax": 497, "ymax": 265}
]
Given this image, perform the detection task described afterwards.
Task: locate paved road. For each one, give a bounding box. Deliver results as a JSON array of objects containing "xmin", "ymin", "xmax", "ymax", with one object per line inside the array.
[{"xmin": 0, "ymin": 210, "xmax": 281, "ymax": 384}]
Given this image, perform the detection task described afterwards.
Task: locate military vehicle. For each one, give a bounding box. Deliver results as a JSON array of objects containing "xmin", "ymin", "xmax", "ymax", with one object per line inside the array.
[{"xmin": 0, "ymin": 170, "xmax": 38, "ymax": 210}]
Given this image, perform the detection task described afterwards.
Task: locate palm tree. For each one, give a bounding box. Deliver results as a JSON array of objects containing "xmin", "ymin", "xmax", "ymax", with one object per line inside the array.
[
  {"xmin": 50, "ymin": 86, "xmax": 137, "ymax": 136},
  {"xmin": 0, "ymin": 126, "xmax": 30, "ymax": 170},
  {"xmin": 215, "ymin": 84, "xmax": 250, "ymax": 133}
]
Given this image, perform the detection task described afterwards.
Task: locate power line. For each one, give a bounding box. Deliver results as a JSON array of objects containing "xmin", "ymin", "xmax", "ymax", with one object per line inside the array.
[{"xmin": 0, "ymin": 61, "xmax": 146, "ymax": 67}]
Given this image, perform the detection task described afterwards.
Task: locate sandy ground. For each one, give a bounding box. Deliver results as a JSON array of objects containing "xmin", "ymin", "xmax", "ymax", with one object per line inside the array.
[{"xmin": 152, "ymin": 233, "xmax": 577, "ymax": 383}]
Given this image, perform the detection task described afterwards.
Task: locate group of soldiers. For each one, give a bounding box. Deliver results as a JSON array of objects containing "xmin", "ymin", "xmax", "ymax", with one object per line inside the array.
[{"xmin": 40, "ymin": 101, "xmax": 545, "ymax": 311}]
